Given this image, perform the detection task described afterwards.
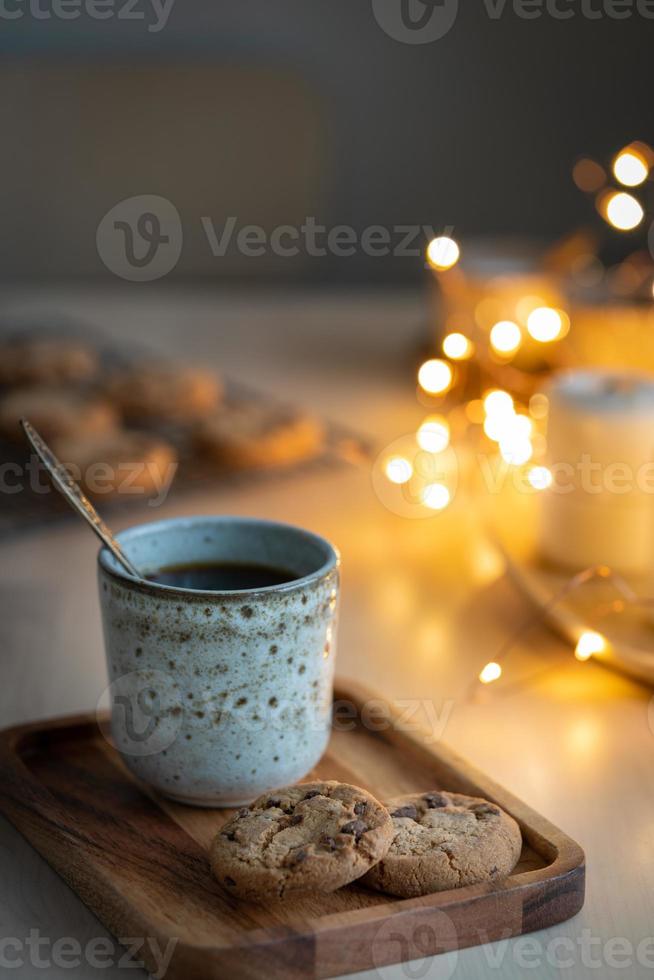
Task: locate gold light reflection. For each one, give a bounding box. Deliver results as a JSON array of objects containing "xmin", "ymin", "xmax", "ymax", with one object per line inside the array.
[
  {"xmin": 528, "ymin": 465, "xmax": 552, "ymax": 490},
  {"xmin": 490, "ymin": 320, "xmax": 522, "ymax": 355},
  {"xmin": 601, "ymin": 190, "xmax": 644, "ymax": 231},
  {"xmin": 527, "ymin": 307, "xmax": 564, "ymax": 342},
  {"xmin": 418, "ymin": 359, "xmax": 453, "ymax": 395},
  {"xmin": 613, "ymin": 148, "xmax": 649, "ymax": 187},
  {"xmin": 575, "ymin": 631, "xmax": 606, "ymax": 661},
  {"xmin": 385, "ymin": 455, "xmax": 413, "ymax": 485},
  {"xmin": 427, "ymin": 237, "xmax": 460, "ymax": 271},
  {"xmin": 483, "ymin": 389, "xmax": 514, "ymax": 417},
  {"xmin": 417, "ymin": 415, "xmax": 450, "ymax": 453},
  {"xmin": 421, "ymin": 483, "xmax": 451, "ymax": 511},
  {"xmin": 479, "ymin": 661, "xmax": 502, "ymax": 684},
  {"xmin": 442, "ymin": 332, "xmax": 473, "ymax": 360}
]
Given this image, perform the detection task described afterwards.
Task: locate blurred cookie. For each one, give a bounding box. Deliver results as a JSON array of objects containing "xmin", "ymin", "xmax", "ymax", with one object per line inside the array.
[
  {"xmin": 0, "ymin": 388, "xmax": 117, "ymax": 444},
  {"xmin": 210, "ymin": 780, "xmax": 394, "ymax": 901},
  {"xmin": 0, "ymin": 338, "xmax": 98, "ymax": 386},
  {"xmin": 53, "ymin": 430, "xmax": 178, "ymax": 498},
  {"xmin": 106, "ymin": 365, "xmax": 222, "ymax": 423},
  {"xmin": 195, "ymin": 403, "xmax": 324, "ymax": 469},
  {"xmin": 362, "ymin": 791, "xmax": 522, "ymax": 898}
]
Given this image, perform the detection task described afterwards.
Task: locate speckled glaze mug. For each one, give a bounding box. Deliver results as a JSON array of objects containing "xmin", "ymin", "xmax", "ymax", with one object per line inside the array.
[{"xmin": 98, "ymin": 516, "xmax": 339, "ymax": 807}]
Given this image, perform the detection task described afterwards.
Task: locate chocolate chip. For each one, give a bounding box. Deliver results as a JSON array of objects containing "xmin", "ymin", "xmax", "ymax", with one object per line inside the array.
[
  {"xmin": 288, "ymin": 848, "xmax": 308, "ymax": 865},
  {"xmin": 472, "ymin": 803, "xmax": 500, "ymax": 819},
  {"xmin": 224, "ymin": 876, "xmax": 236, "ymax": 887},
  {"xmin": 353, "ymin": 800, "xmax": 367, "ymax": 816},
  {"xmin": 265, "ymin": 798, "xmax": 281, "ymax": 809},
  {"xmin": 303, "ymin": 789, "xmax": 321, "ymax": 800},
  {"xmin": 341, "ymin": 819, "xmax": 368, "ymax": 840},
  {"xmin": 288, "ymin": 813, "xmax": 303, "ymax": 826},
  {"xmin": 237, "ymin": 807, "xmax": 250, "ymax": 818},
  {"xmin": 424, "ymin": 793, "xmax": 448, "ymax": 809},
  {"xmin": 391, "ymin": 805, "xmax": 418, "ymax": 820},
  {"xmin": 320, "ymin": 835, "xmax": 337, "ymax": 850}
]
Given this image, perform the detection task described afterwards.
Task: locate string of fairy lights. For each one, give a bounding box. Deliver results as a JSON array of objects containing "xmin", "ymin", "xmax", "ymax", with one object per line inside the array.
[{"xmin": 382, "ymin": 141, "xmax": 654, "ymax": 688}]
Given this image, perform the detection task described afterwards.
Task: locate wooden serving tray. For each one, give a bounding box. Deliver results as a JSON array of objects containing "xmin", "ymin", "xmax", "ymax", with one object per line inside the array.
[{"xmin": 0, "ymin": 681, "xmax": 584, "ymax": 979}]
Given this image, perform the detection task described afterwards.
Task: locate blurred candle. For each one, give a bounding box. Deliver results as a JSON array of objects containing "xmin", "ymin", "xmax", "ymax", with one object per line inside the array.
[{"xmin": 539, "ymin": 370, "xmax": 654, "ymax": 574}]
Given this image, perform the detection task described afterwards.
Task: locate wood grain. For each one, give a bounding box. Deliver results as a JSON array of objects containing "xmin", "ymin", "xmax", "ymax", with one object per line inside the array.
[{"xmin": 0, "ymin": 680, "xmax": 585, "ymax": 979}]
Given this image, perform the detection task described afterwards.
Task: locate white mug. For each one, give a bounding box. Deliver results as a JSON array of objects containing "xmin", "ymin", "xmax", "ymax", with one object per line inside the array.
[{"xmin": 98, "ymin": 516, "xmax": 339, "ymax": 807}]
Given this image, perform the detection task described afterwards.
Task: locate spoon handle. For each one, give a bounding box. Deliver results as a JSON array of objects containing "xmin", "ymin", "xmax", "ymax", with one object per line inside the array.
[{"xmin": 20, "ymin": 418, "xmax": 142, "ymax": 581}]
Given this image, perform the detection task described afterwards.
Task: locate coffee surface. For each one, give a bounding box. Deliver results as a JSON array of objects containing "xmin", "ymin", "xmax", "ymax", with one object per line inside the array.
[{"xmin": 148, "ymin": 560, "xmax": 298, "ymax": 591}]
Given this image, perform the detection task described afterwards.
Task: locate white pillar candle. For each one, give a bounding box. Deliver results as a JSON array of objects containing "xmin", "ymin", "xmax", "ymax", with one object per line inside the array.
[{"xmin": 539, "ymin": 369, "xmax": 654, "ymax": 575}]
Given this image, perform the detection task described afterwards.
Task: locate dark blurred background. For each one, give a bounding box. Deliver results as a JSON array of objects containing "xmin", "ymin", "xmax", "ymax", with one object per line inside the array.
[{"xmin": 0, "ymin": 0, "xmax": 651, "ymax": 283}]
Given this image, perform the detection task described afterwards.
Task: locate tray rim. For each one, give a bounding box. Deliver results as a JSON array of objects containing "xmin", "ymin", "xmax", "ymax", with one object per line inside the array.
[{"xmin": 0, "ymin": 679, "xmax": 586, "ymax": 976}]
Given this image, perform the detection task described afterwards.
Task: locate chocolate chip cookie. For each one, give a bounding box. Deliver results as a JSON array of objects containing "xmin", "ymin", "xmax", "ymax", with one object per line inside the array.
[
  {"xmin": 0, "ymin": 387, "xmax": 117, "ymax": 444},
  {"xmin": 194, "ymin": 403, "xmax": 324, "ymax": 470},
  {"xmin": 210, "ymin": 781, "xmax": 394, "ymax": 901},
  {"xmin": 105, "ymin": 364, "xmax": 222, "ymax": 423},
  {"xmin": 52, "ymin": 430, "xmax": 177, "ymax": 498},
  {"xmin": 362, "ymin": 791, "xmax": 522, "ymax": 898},
  {"xmin": 0, "ymin": 338, "xmax": 98, "ymax": 386}
]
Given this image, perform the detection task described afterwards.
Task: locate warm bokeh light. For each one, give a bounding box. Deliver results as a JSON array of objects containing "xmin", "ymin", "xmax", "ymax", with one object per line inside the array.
[
  {"xmin": 421, "ymin": 483, "xmax": 451, "ymax": 511},
  {"xmin": 528, "ymin": 465, "xmax": 553, "ymax": 490},
  {"xmin": 604, "ymin": 191, "xmax": 644, "ymax": 231},
  {"xmin": 442, "ymin": 332, "xmax": 473, "ymax": 360},
  {"xmin": 499, "ymin": 435, "xmax": 533, "ymax": 466},
  {"xmin": 418, "ymin": 358, "xmax": 453, "ymax": 395},
  {"xmin": 483, "ymin": 389, "xmax": 514, "ymax": 417},
  {"xmin": 527, "ymin": 306, "xmax": 564, "ymax": 342},
  {"xmin": 490, "ymin": 320, "xmax": 522, "ymax": 355},
  {"xmin": 572, "ymin": 157, "xmax": 606, "ymax": 193},
  {"xmin": 417, "ymin": 416, "xmax": 450, "ymax": 453},
  {"xmin": 385, "ymin": 455, "xmax": 413, "ymax": 485},
  {"xmin": 529, "ymin": 392, "xmax": 549, "ymax": 419},
  {"xmin": 427, "ymin": 236, "xmax": 460, "ymax": 271},
  {"xmin": 575, "ymin": 631, "xmax": 606, "ymax": 661},
  {"xmin": 466, "ymin": 399, "xmax": 485, "ymax": 424},
  {"xmin": 479, "ymin": 661, "xmax": 502, "ymax": 684},
  {"xmin": 613, "ymin": 149, "xmax": 649, "ymax": 187}
]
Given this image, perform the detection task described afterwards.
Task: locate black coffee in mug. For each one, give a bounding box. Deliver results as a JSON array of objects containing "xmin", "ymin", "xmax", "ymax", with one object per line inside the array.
[{"xmin": 147, "ymin": 561, "xmax": 298, "ymax": 591}]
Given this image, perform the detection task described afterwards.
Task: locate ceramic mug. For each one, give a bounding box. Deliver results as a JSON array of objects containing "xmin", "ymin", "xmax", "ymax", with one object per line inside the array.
[{"xmin": 97, "ymin": 516, "xmax": 339, "ymax": 807}]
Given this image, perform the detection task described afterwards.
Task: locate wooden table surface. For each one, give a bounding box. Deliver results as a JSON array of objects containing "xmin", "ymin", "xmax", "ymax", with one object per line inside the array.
[{"xmin": 1, "ymin": 286, "xmax": 653, "ymax": 980}]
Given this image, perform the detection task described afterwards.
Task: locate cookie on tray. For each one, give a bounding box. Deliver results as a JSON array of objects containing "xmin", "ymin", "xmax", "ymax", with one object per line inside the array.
[
  {"xmin": 0, "ymin": 337, "xmax": 98, "ymax": 387},
  {"xmin": 0, "ymin": 387, "xmax": 117, "ymax": 444},
  {"xmin": 106, "ymin": 364, "xmax": 222, "ymax": 423},
  {"xmin": 362, "ymin": 790, "xmax": 522, "ymax": 898},
  {"xmin": 210, "ymin": 780, "xmax": 394, "ymax": 901},
  {"xmin": 194, "ymin": 403, "xmax": 324, "ymax": 469},
  {"xmin": 52, "ymin": 430, "xmax": 178, "ymax": 498}
]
